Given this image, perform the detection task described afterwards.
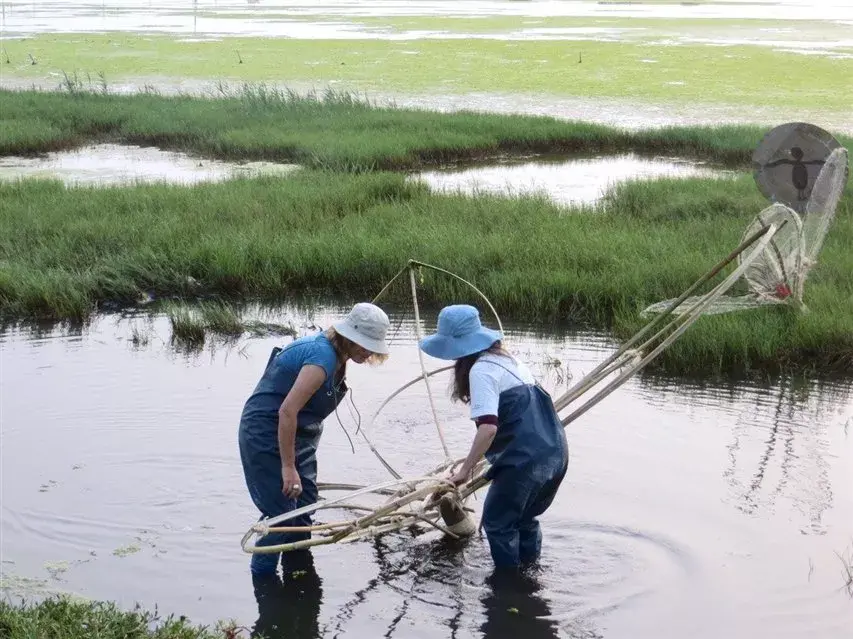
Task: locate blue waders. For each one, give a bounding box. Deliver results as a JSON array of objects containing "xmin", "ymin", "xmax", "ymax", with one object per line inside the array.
[
  {"xmin": 480, "ymin": 382, "xmax": 569, "ymax": 569},
  {"xmin": 238, "ymin": 343, "xmax": 345, "ymax": 576},
  {"xmin": 239, "ymin": 422, "xmax": 323, "ymax": 575}
]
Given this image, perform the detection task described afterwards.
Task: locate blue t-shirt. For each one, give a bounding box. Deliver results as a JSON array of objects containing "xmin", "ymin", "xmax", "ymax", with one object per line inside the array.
[{"xmin": 239, "ymin": 332, "xmax": 343, "ymax": 446}]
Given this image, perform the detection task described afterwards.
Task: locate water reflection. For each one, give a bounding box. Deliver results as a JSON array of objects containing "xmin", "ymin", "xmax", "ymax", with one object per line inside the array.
[
  {"xmin": 250, "ymin": 550, "xmax": 323, "ymax": 639},
  {"xmin": 412, "ymin": 153, "xmax": 733, "ymax": 207},
  {"xmin": 245, "ymin": 540, "xmax": 578, "ymax": 639},
  {"xmin": 2, "ymin": 303, "xmax": 852, "ymax": 637},
  {"xmin": 480, "ymin": 569, "xmax": 563, "ymax": 639},
  {"xmin": 638, "ymin": 373, "xmax": 852, "ymax": 535},
  {"xmin": 0, "ymin": 143, "xmax": 299, "ymax": 187},
  {"xmin": 721, "ymin": 376, "xmax": 848, "ymax": 534}
]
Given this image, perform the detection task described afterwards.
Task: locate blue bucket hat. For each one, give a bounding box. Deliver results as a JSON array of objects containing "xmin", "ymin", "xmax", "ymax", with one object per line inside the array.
[{"xmin": 419, "ymin": 304, "xmax": 503, "ymax": 360}]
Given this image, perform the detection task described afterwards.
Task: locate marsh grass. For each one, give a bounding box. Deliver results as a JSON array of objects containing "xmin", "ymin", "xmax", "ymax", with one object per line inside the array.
[
  {"xmin": 164, "ymin": 300, "xmax": 297, "ymax": 350},
  {"xmin": 1, "ymin": 167, "xmax": 850, "ymax": 376},
  {"xmin": 0, "ymin": 596, "xmax": 248, "ymax": 639},
  {"xmin": 1, "ymin": 86, "xmax": 831, "ymax": 170}
]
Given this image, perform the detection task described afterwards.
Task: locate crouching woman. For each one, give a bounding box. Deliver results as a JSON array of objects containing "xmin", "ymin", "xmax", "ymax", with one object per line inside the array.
[{"xmin": 419, "ymin": 304, "xmax": 568, "ymax": 570}]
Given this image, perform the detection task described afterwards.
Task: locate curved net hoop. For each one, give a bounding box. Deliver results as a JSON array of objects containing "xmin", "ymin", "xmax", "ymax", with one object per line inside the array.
[
  {"xmin": 642, "ymin": 203, "xmax": 801, "ymax": 316},
  {"xmin": 802, "ymin": 147, "xmax": 849, "ymax": 269},
  {"xmin": 739, "ymin": 203, "xmax": 804, "ymax": 303},
  {"xmin": 642, "ymin": 150, "xmax": 848, "ymax": 320},
  {"xmin": 641, "ymin": 292, "xmax": 783, "ymax": 317}
]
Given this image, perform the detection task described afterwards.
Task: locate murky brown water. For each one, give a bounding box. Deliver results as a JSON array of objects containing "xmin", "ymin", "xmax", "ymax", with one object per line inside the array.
[
  {"xmin": 0, "ymin": 143, "xmax": 298, "ymax": 185},
  {"xmin": 2, "ymin": 302, "xmax": 852, "ymax": 638}
]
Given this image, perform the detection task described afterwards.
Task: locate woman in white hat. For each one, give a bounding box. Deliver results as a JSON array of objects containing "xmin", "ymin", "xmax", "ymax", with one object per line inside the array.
[
  {"xmin": 238, "ymin": 302, "xmax": 391, "ymax": 577},
  {"xmin": 419, "ymin": 304, "xmax": 569, "ymax": 570}
]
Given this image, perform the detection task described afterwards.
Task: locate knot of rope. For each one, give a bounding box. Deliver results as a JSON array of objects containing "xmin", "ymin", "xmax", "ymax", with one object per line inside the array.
[{"xmin": 252, "ymin": 522, "xmax": 270, "ymax": 537}]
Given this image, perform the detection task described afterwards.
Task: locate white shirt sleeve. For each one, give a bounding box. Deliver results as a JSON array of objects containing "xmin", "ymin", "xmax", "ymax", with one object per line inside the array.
[{"xmin": 469, "ymin": 362, "xmax": 502, "ymax": 420}]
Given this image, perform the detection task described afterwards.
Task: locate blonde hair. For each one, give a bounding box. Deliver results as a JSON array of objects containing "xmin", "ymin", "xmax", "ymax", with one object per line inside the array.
[{"xmin": 325, "ymin": 327, "xmax": 389, "ymax": 365}]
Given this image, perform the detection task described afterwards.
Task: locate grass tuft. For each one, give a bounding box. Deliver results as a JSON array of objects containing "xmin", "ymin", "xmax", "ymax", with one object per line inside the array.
[
  {"xmin": 3, "ymin": 86, "xmax": 846, "ymax": 170},
  {"xmin": 0, "ymin": 596, "xmax": 249, "ymax": 639},
  {"xmin": 161, "ymin": 300, "xmax": 297, "ymax": 350},
  {"xmin": 1, "ymin": 167, "xmax": 850, "ymax": 376}
]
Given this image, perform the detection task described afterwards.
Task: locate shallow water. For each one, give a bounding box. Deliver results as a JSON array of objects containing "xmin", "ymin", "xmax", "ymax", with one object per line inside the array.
[
  {"xmin": 413, "ymin": 152, "xmax": 734, "ymax": 206},
  {"xmin": 2, "ymin": 0, "xmax": 852, "ymax": 42},
  {"xmin": 1, "ymin": 303, "xmax": 852, "ymax": 638},
  {"xmin": 2, "ymin": 2, "xmax": 852, "ymax": 135},
  {"xmin": 0, "ymin": 143, "xmax": 732, "ymax": 204},
  {"xmin": 0, "ymin": 143, "xmax": 298, "ymax": 185}
]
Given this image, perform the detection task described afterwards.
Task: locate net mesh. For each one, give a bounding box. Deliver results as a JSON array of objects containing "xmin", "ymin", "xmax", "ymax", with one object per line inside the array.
[
  {"xmin": 739, "ymin": 203, "xmax": 804, "ymax": 303},
  {"xmin": 642, "ymin": 146, "xmax": 848, "ymax": 317},
  {"xmin": 802, "ymin": 147, "xmax": 848, "ymax": 267}
]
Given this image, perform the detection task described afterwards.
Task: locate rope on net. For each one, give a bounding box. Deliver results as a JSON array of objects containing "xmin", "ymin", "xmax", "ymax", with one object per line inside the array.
[{"xmin": 242, "ymin": 221, "xmax": 785, "ymax": 554}]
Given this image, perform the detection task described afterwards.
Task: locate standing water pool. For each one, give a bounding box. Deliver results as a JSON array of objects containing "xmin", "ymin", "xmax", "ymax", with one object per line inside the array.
[{"xmin": 1, "ymin": 304, "xmax": 851, "ymax": 638}]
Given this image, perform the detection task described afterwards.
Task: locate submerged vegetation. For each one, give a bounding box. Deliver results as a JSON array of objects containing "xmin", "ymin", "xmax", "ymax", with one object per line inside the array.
[
  {"xmin": 1, "ymin": 160, "xmax": 850, "ymax": 375},
  {"xmin": 0, "ymin": 596, "xmax": 248, "ymax": 639},
  {"xmin": 1, "ymin": 86, "xmax": 839, "ymax": 169}
]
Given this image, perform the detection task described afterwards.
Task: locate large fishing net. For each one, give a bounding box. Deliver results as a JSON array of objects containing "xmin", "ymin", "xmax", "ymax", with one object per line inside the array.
[{"xmin": 642, "ymin": 128, "xmax": 848, "ymax": 317}]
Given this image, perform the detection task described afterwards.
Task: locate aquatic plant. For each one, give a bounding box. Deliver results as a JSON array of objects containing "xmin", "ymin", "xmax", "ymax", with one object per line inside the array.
[
  {"xmin": 0, "ymin": 596, "xmax": 248, "ymax": 638},
  {"xmin": 0, "ymin": 168, "xmax": 850, "ymax": 376},
  {"xmin": 163, "ymin": 300, "xmax": 297, "ymax": 350},
  {"xmin": 5, "ymin": 86, "xmax": 846, "ymax": 169}
]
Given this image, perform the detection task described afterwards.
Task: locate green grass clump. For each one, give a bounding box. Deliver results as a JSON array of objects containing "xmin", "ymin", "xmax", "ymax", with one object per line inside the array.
[
  {"xmin": 1, "ymin": 167, "xmax": 850, "ymax": 376},
  {"xmin": 0, "ymin": 596, "xmax": 244, "ymax": 639},
  {"xmin": 4, "ymin": 87, "xmax": 843, "ymax": 171},
  {"xmin": 161, "ymin": 299, "xmax": 296, "ymax": 349}
]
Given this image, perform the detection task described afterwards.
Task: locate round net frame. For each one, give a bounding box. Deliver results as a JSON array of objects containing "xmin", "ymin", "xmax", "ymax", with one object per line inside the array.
[{"xmin": 643, "ymin": 145, "xmax": 848, "ymax": 317}]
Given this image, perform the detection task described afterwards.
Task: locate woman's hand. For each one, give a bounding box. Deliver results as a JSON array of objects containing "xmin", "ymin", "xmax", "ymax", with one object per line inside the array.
[
  {"xmin": 448, "ymin": 466, "xmax": 472, "ymax": 486},
  {"xmin": 282, "ymin": 465, "xmax": 303, "ymax": 500}
]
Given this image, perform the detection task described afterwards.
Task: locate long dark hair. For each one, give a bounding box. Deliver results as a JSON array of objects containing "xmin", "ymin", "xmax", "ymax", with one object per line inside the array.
[{"xmin": 452, "ymin": 341, "xmax": 509, "ymax": 404}]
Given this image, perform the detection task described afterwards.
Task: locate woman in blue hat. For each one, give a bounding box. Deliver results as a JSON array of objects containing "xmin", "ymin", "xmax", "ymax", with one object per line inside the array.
[
  {"xmin": 238, "ymin": 302, "xmax": 391, "ymax": 576},
  {"xmin": 420, "ymin": 304, "xmax": 569, "ymax": 570}
]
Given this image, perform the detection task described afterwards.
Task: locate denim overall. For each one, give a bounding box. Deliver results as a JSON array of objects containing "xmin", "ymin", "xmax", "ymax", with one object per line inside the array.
[
  {"xmin": 478, "ymin": 363, "xmax": 569, "ymax": 568},
  {"xmin": 238, "ymin": 342, "xmax": 347, "ymax": 575}
]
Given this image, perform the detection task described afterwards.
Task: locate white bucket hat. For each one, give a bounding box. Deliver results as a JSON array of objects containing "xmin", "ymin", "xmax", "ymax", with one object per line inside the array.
[{"xmin": 332, "ymin": 302, "xmax": 391, "ymax": 355}]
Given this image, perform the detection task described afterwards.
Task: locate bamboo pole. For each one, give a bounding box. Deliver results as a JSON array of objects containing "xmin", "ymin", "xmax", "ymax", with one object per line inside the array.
[
  {"xmin": 560, "ymin": 224, "xmax": 779, "ymax": 426},
  {"xmin": 370, "ymin": 262, "xmax": 410, "ymax": 305},
  {"xmin": 456, "ymin": 223, "xmax": 782, "ymax": 500},
  {"xmin": 243, "ymin": 229, "xmax": 783, "ymax": 557},
  {"xmin": 407, "ymin": 259, "xmax": 505, "ymax": 334},
  {"xmin": 409, "ymin": 266, "xmax": 452, "ymax": 461},
  {"xmin": 552, "ymin": 222, "xmax": 779, "ymax": 413}
]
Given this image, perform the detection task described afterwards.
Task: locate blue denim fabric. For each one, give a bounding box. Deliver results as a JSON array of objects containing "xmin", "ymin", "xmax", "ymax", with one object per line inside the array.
[
  {"xmin": 239, "ymin": 422, "xmax": 323, "ymax": 576},
  {"xmin": 480, "ymin": 383, "xmax": 569, "ymax": 568},
  {"xmin": 482, "ymin": 450, "xmax": 568, "ymax": 567}
]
